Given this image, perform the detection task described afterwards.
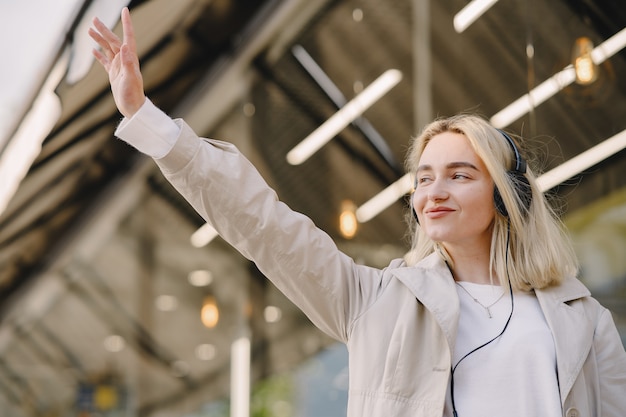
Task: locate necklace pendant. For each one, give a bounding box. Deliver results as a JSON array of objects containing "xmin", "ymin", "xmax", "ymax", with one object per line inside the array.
[{"xmin": 456, "ymin": 282, "xmax": 505, "ymax": 319}]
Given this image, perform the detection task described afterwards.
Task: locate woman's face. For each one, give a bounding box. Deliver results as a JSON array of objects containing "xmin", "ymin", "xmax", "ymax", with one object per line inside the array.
[{"xmin": 413, "ymin": 131, "xmax": 496, "ymax": 251}]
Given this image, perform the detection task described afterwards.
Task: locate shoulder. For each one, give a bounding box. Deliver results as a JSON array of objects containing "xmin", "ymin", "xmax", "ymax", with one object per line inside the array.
[
  {"xmin": 537, "ymin": 276, "xmax": 610, "ymax": 323},
  {"xmin": 536, "ymin": 276, "xmax": 590, "ymax": 302}
]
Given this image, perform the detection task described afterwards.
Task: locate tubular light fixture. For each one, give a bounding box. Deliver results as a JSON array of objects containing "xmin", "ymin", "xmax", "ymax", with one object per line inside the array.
[
  {"xmin": 491, "ymin": 26, "xmax": 626, "ymax": 128},
  {"xmin": 231, "ymin": 336, "xmax": 251, "ymax": 417},
  {"xmin": 453, "ymin": 0, "xmax": 499, "ymax": 33},
  {"xmin": 292, "ymin": 45, "xmax": 401, "ymax": 171},
  {"xmin": 286, "ymin": 69, "xmax": 403, "ymax": 165},
  {"xmin": 191, "ymin": 222, "xmax": 219, "ymax": 248},
  {"xmin": 536, "ymin": 128, "xmax": 626, "ymax": 192},
  {"xmin": 356, "ymin": 173, "xmax": 412, "ymax": 223},
  {"xmin": 490, "ymin": 67, "xmax": 577, "ymax": 128}
]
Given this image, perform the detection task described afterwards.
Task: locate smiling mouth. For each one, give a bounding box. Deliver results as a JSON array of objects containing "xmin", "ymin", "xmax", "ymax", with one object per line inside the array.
[{"xmin": 425, "ymin": 208, "xmax": 454, "ymax": 218}]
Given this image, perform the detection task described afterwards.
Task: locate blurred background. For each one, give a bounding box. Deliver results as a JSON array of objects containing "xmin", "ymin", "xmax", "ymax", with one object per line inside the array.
[{"xmin": 0, "ymin": 0, "xmax": 625, "ymax": 416}]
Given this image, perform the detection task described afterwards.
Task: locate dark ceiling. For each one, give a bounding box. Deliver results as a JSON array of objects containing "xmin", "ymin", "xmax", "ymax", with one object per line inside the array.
[{"xmin": 0, "ymin": 0, "xmax": 625, "ymax": 415}]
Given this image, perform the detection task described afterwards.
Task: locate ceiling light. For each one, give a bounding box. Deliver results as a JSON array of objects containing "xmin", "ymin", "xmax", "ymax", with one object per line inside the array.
[
  {"xmin": 453, "ymin": 0, "xmax": 499, "ymax": 33},
  {"xmin": 573, "ymin": 37, "xmax": 598, "ymax": 85},
  {"xmin": 195, "ymin": 343, "xmax": 217, "ymax": 361},
  {"xmin": 286, "ymin": 69, "xmax": 403, "ymax": 165},
  {"xmin": 191, "ymin": 223, "xmax": 219, "ymax": 248},
  {"xmin": 291, "ymin": 45, "xmax": 400, "ymax": 170},
  {"xmin": 188, "ymin": 270, "xmax": 213, "ymax": 287},
  {"xmin": 491, "ymin": 26, "xmax": 626, "ymax": 128},
  {"xmin": 339, "ymin": 200, "xmax": 358, "ymax": 239},
  {"xmin": 103, "ymin": 335, "xmax": 125, "ymax": 353},
  {"xmin": 590, "ymin": 26, "xmax": 626, "ymax": 63},
  {"xmin": 490, "ymin": 67, "xmax": 577, "ymax": 128},
  {"xmin": 536, "ymin": 128, "xmax": 626, "ymax": 192},
  {"xmin": 155, "ymin": 295, "xmax": 178, "ymax": 312},
  {"xmin": 264, "ymin": 305, "xmax": 283, "ymax": 323},
  {"xmin": 231, "ymin": 336, "xmax": 251, "ymax": 417},
  {"xmin": 201, "ymin": 296, "xmax": 219, "ymax": 329},
  {"xmin": 352, "ymin": 8, "xmax": 364, "ymax": 22},
  {"xmin": 356, "ymin": 173, "xmax": 412, "ymax": 223}
]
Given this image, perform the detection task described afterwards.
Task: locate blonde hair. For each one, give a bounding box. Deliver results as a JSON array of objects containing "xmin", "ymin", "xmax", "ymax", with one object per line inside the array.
[{"xmin": 404, "ymin": 114, "xmax": 578, "ymax": 291}]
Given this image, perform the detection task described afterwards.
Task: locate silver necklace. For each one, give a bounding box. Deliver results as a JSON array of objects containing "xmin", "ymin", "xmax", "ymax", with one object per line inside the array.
[{"xmin": 456, "ymin": 282, "xmax": 505, "ymax": 318}]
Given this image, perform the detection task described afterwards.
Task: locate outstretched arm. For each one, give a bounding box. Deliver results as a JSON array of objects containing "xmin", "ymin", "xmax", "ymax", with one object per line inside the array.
[{"xmin": 89, "ymin": 7, "xmax": 145, "ymax": 118}]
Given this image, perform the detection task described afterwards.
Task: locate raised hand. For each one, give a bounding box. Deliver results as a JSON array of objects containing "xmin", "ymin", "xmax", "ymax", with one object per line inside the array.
[{"xmin": 89, "ymin": 7, "xmax": 145, "ymax": 118}]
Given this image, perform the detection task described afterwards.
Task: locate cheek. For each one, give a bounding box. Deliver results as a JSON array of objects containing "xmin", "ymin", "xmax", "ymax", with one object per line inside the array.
[
  {"xmin": 468, "ymin": 187, "xmax": 496, "ymax": 220},
  {"xmin": 412, "ymin": 191, "xmax": 425, "ymax": 214}
]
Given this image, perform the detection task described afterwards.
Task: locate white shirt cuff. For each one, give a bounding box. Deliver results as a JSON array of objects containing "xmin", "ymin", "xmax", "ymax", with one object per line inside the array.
[{"xmin": 114, "ymin": 98, "xmax": 180, "ymax": 159}]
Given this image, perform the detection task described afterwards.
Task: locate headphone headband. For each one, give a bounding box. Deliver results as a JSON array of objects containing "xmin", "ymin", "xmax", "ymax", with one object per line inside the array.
[{"xmin": 497, "ymin": 129, "xmax": 526, "ymax": 174}]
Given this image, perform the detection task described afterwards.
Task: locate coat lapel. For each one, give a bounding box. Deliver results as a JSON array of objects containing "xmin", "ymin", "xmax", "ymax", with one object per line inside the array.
[
  {"xmin": 391, "ymin": 253, "xmax": 460, "ymax": 351},
  {"xmin": 535, "ymin": 277, "xmax": 594, "ymax": 403}
]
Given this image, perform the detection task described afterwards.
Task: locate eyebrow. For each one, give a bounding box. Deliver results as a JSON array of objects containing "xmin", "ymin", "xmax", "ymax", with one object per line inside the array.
[{"xmin": 416, "ymin": 161, "xmax": 480, "ymax": 172}]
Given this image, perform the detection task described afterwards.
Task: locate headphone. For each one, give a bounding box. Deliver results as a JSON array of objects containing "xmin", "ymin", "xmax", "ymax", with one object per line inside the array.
[
  {"xmin": 412, "ymin": 129, "xmax": 532, "ymax": 222},
  {"xmin": 493, "ymin": 130, "xmax": 532, "ymax": 218}
]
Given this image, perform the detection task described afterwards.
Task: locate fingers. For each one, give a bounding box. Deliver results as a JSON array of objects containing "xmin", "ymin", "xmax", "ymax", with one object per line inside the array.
[
  {"xmin": 93, "ymin": 17, "xmax": 121, "ymax": 51},
  {"xmin": 89, "ymin": 16, "xmax": 122, "ymax": 64},
  {"xmin": 90, "ymin": 8, "xmax": 138, "ymax": 69},
  {"xmin": 88, "ymin": 27, "xmax": 111, "ymax": 64},
  {"xmin": 91, "ymin": 47, "xmax": 109, "ymax": 70},
  {"xmin": 120, "ymin": 7, "xmax": 137, "ymax": 56}
]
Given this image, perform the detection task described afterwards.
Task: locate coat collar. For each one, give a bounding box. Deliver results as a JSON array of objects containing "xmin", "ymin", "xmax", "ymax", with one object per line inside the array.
[{"xmin": 535, "ymin": 277, "xmax": 594, "ymax": 403}]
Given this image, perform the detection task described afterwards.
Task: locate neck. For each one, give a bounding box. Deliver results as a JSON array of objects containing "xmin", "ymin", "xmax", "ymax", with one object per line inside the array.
[{"xmin": 443, "ymin": 244, "xmax": 495, "ymax": 285}]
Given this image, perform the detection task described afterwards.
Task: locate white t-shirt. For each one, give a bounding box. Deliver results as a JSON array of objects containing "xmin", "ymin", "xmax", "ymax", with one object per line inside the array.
[{"xmin": 444, "ymin": 283, "xmax": 562, "ymax": 417}]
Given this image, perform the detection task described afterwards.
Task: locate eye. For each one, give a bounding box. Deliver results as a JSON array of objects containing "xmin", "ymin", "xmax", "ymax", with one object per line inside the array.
[
  {"xmin": 416, "ymin": 175, "xmax": 432, "ymax": 185},
  {"xmin": 452, "ymin": 173, "xmax": 470, "ymax": 180}
]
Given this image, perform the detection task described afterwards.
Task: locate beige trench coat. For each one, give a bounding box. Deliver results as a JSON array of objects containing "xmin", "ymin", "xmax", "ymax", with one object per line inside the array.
[{"xmin": 147, "ymin": 120, "xmax": 626, "ymax": 417}]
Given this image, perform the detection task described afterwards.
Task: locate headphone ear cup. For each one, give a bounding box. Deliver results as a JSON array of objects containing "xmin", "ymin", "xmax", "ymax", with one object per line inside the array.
[
  {"xmin": 411, "ymin": 192, "xmax": 420, "ymax": 224},
  {"xmin": 493, "ymin": 186, "xmax": 508, "ymax": 217},
  {"xmin": 412, "ymin": 179, "xmax": 420, "ymax": 224},
  {"xmin": 493, "ymin": 171, "xmax": 533, "ymax": 218}
]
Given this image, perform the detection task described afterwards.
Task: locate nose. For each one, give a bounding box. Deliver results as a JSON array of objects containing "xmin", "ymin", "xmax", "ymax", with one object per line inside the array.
[{"xmin": 427, "ymin": 178, "xmax": 449, "ymax": 202}]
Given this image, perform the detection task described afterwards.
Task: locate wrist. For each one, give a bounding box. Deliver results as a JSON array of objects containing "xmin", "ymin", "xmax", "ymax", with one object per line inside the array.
[{"xmin": 121, "ymin": 95, "xmax": 146, "ymax": 119}]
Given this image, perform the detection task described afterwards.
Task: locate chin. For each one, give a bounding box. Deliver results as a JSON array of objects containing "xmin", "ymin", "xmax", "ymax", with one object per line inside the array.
[{"xmin": 423, "ymin": 228, "xmax": 452, "ymax": 242}]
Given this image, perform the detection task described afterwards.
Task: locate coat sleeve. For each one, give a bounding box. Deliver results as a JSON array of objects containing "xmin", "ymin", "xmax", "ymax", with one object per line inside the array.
[
  {"xmin": 153, "ymin": 120, "xmax": 388, "ymax": 343},
  {"xmin": 593, "ymin": 307, "xmax": 626, "ymax": 415}
]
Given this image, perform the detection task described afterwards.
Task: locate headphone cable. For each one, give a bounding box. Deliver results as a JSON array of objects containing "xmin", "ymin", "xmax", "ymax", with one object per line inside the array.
[{"xmin": 450, "ymin": 222, "xmax": 515, "ymax": 417}]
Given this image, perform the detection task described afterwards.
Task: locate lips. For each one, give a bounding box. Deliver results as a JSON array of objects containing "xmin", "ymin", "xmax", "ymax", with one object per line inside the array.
[{"xmin": 425, "ymin": 207, "xmax": 454, "ymax": 218}]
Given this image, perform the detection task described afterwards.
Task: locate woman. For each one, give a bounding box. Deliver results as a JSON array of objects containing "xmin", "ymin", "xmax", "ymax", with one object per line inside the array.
[{"xmin": 89, "ymin": 8, "xmax": 626, "ymax": 417}]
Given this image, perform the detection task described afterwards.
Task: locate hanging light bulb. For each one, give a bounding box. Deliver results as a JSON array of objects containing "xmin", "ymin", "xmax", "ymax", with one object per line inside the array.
[
  {"xmin": 339, "ymin": 200, "xmax": 358, "ymax": 239},
  {"xmin": 201, "ymin": 296, "xmax": 219, "ymax": 328},
  {"xmin": 573, "ymin": 36, "xmax": 598, "ymax": 85}
]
